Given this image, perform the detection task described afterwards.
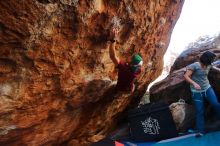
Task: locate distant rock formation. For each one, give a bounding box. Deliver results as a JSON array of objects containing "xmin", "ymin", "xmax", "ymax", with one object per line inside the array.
[
  {"xmin": 0, "ymin": 0, "xmax": 184, "ymax": 145},
  {"xmin": 170, "ymin": 35, "xmax": 220, "ymax": 72}
]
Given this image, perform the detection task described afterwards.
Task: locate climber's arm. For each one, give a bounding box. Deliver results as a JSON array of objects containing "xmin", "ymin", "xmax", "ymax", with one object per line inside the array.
[
  {"xmin": 109, "ymin": 41, "xmax": 119, "ymax": 66},
  {"xmin": 184, "ymin": 69, "xmax": 201, "ymax": 90}
]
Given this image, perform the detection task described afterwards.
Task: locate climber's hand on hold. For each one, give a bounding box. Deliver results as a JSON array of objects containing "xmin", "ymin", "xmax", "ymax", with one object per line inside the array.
[{"xmin": 113, "ymin": 27, "xmax": 120, "ymax": 36}]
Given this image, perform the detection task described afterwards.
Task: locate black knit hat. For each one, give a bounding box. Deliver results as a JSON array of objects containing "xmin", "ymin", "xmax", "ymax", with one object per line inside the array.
[{"xmin": 200, "ymin": 51, "xmax": 216, "ymax": 65}]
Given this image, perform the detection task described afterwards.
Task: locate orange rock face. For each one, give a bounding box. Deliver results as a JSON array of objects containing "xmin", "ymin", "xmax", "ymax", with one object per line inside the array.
[{"xmin": 0, "ymin": 0, "xmax": 184, "ymax": 145}]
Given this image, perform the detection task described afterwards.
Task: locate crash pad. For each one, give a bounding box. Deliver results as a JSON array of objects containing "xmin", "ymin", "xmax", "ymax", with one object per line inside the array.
[{"xmin": 154, "ymin": 131, "xmax": 220, "ymax": 146}]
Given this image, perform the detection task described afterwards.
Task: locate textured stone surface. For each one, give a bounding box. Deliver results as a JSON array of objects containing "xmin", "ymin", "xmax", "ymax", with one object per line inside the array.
[
  {"xmin": 150, "ymin": 67, "xmax": 191, "ymax": 103},
  {"xmin": 0, "ymin": 0, "xmax": 184, "ymax": 145}
]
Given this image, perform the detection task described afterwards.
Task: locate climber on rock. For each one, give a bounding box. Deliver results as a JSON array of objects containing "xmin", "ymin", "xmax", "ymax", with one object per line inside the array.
[
  {"xmin": 184, "ymin": 51, "xmax": 220, "ymax": 137},
  {"xmin": 108, "ymin": 28, "xmax": 143, "ymax": 93}
]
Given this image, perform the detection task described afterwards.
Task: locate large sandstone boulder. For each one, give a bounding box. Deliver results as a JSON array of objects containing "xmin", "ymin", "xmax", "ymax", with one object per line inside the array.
[
  {"xmin": 150, "ymin": 67, "xmax": 191, "ymax": 103},
  {"xmin": 0, "ymin": 0, "xmax": 184, "ymax": 145}
]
